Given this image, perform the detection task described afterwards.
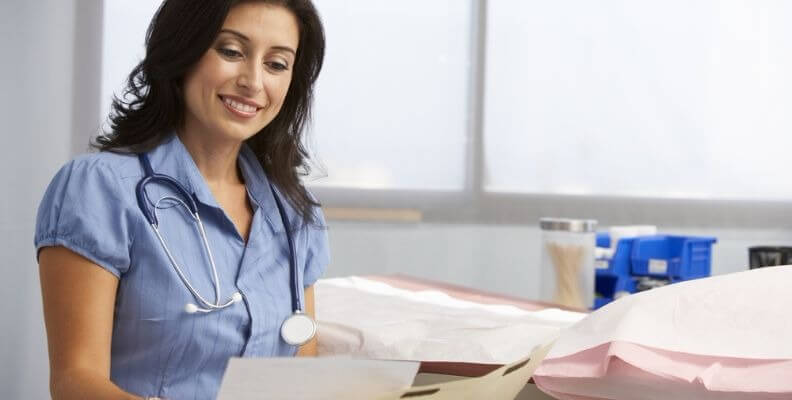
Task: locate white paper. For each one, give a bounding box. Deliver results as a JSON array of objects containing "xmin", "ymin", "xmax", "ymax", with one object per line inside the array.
[
  {"xmin": 315, "ymin": 277, "xmax": 586, "ymax": 364},
  {"xmin": 216, "ymin": 357, "xmax": 419, "ymax": 400},
  {"xmin": 546, "ymin": 266, "xmax": 792, "ymax": 360}
]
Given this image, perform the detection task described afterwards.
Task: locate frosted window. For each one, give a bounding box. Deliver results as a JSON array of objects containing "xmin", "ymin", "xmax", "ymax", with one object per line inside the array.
[
  {"xmin": 484, "ymin": 0, "xmax": 792, "ymax": 201},
  {"xmin": 308, "ymin": 0, "xmax": 472, "ymax": 190}
]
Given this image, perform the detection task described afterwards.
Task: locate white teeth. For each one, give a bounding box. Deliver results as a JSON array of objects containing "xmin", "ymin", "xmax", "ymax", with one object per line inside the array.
[{"xmin": 223, "ymin": 97, "xmax": 257, "ymax": 113}]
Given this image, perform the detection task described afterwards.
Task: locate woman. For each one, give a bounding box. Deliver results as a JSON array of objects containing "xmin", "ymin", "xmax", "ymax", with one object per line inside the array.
[{"xmin": 35, "ymin": 1, "xmax": 328, "ymax": 399}]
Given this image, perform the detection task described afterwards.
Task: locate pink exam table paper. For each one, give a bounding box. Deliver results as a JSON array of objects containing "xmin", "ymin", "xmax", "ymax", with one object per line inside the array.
[
  {"xmin": 535, "ymin": 341, "xmax": 792, "ymax": 399},
  {"xmin": 548, "ymin": 266, "xmax": 792, "ymax": 360},
  {"xmin": 533, "ymin": 266, "xmax": 792, "ymax": 399}
]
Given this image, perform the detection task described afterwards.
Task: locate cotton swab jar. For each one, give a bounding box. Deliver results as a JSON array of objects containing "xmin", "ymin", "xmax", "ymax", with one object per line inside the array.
[{"xmin": 539, "ymin": 218, "xmax": 597, "ymax": 309}]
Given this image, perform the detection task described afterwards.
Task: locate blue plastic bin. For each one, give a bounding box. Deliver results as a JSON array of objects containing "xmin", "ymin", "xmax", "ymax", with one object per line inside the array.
[
  {"xmin": 594, "ymin": 296, "xmax": 611, "ymax": 309},
  {"xmin": 594, "ymin": 274, "xmax": 636, "ymax": 308},
  {"xmin": 595, "ymin": 234, "xmax": 640, "ymax": 309},
  {"xmin": 596, "ymin": 237, "xmax": 636, "ymax": 277},
  {"xmin": 630, "ymin": 235, "xmax": 717, "ymax": 279},
  {"xmin": 596, "ymin": 232, "xmax": 611, "ymax": 248}
]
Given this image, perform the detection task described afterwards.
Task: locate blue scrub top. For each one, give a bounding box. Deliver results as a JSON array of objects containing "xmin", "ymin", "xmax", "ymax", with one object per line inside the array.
[{"xmin": 34, "ymin": 134, "xmax": 330, "ymax": 400}]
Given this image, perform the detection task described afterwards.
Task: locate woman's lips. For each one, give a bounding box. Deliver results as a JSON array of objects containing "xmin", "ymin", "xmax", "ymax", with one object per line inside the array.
[{"xmin": 219, "ymin": 95, "xmax": 261, "ymax": 118}]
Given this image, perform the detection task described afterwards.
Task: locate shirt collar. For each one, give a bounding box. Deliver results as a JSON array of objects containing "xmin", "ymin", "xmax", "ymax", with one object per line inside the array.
[
  {"xmin": 237, "ymin": 144, "xmax": 296, "ymax": 234},
  {"xmin": 147, "ymin": 134, "xmax": 219, "ymax": 209},
  {"xmin": 147, "ymin": 133, "xmax": 294, "ymax": 233}
]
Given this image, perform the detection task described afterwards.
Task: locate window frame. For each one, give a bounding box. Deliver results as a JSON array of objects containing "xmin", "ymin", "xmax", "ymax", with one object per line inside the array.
[
  {"xmin": 312, "ymin": 0, "xmax": 792, "ymax": 229},
  {"xmin": 89, "ymin": 0, "xmax": 792, "ymax": 229}
]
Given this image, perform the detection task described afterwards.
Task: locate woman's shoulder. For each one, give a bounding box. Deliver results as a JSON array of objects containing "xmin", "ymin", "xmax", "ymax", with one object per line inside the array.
[
  {"xmin": 42, "ymin": 150, "xmax": 142, "ymax": 207},
  {"xmin": 66, "ymin": 150, "xmax": 140, "ymax": 179},
  {"xmin": 36, "ymin": 150, "xmax": 142, "ymax": 277},
  {"xmin": 304, "ymin": 188, "xmax": 327, "ymax": 227}
]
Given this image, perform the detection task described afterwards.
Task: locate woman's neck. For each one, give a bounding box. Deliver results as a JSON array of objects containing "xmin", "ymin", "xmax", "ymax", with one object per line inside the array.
[{"xmin": 177, "ymin": 130, "xmax": 244, "ymax": 187}]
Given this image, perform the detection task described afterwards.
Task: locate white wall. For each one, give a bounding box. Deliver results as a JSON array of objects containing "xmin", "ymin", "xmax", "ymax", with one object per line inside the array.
[
  {"xmin": 324, "ymin": 222, "xmax": 792, "ymax": 300},
  {"xmin": 0, "ymin": 1, "xmax": 100, "ymax": 398}
]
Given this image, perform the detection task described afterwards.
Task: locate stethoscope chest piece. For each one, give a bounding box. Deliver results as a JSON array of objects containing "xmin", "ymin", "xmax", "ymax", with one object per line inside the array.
[{"xmin": 281, "ymin": 312, "xmax": 316, "ymax": 346}]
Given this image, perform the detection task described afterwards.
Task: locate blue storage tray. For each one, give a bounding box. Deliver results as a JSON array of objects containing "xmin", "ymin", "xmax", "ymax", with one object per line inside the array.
[
  {"xmin": 596, "ymin": 232, "xmax": 611, "ymax": 248},
  {"xmin": 596, "ymin": 237, "xmax": 636, "ymax": 277},
  {"xmin": 594, "ymin": 274, "xmax": 636, "ymax": 309},
  {"xmin": 630, "ymin": 235, "xmax": 717, "ymax": 279},
  {"xmin": 594, "ymin": 297, "xmax": 611, "ymax": 309}
]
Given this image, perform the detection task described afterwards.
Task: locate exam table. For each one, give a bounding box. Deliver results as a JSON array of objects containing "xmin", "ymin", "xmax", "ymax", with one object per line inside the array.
[
  {"xmin": 315, "ymin": 274, "xmax": 586, "ymax": 399},
  {"xmin": 379, "ymin": 276, "xmax": 571, "ymax": 400},
  {"xmin": 316, "ymin": 267, "xmax": 792, "ymax": 399}
]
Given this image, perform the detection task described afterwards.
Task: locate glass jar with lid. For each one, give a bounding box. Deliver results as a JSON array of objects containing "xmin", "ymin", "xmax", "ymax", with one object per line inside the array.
[{"xmin": 539, "ymin": 217, "xmax": 597, "ymax": 309}]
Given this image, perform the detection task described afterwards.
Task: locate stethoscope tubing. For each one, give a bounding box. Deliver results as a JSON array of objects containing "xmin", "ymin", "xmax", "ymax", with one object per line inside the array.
[
  {"xmin": 269, "ymin": 182, "xmax": 301, "ymax": 314},
  {"xmin": 135, "ymin": 153, "xmax": 303, "ymax": 314}
]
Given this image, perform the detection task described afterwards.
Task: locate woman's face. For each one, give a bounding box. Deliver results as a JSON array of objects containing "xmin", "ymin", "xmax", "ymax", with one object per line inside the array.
[{"xmin": 181, "ymin": 2, "xmax": 299, "ymax": 143}]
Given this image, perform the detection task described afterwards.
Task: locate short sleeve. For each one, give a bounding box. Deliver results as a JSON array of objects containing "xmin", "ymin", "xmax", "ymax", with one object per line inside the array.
[
  {"xmin": 301, "ymin": 205, "xmax": 330, "ymax": 288},
  {"xmin": 34, "ymin": 156, "xmax": 133, "ymax": 278}
]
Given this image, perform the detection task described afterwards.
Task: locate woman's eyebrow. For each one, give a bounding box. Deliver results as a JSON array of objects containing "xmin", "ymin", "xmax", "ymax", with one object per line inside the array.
[
  {"xmin": 219, "ymin": 28, "xmax": 296, "ymax": 55},
  {"xmin": 220, "ymin": 28, "xmax": 250, "ymax": 42},
  {"xmin": 271, "ymin": 46, "xmax": 296, "ymax": 55}
]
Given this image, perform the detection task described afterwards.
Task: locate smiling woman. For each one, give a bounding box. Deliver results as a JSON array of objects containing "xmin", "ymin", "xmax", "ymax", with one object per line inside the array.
[
  {"xmin": 35, "ymin": 1, "xmax": 329, "ymax": 400},
  {"xmin": 99, "ymin": 0, "xmax": 325, "ymax": 221},
  {"xmin": 182, "ymin": 4, "xmax": 299, "ymax": 144}
]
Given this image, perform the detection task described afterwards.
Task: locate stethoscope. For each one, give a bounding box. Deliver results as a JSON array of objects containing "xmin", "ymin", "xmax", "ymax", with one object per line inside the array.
[{"xmin": 134, "ymin": 153, "xmax": 316, "ymax": 346}]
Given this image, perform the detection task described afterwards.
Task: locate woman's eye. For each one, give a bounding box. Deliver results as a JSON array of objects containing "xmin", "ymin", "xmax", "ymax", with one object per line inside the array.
[
  {"xmin": 218, "ymin": 48, "xmax": 242, "ymax": 59},
  {"xmin": 266, "ymin": 61, "xmax": 289, "ymax": 72}
]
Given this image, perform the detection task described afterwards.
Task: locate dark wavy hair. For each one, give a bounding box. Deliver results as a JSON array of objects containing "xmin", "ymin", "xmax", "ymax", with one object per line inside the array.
[{"xmin": 94, "ymin": 0, "xmax": 325, "ymax": 224}]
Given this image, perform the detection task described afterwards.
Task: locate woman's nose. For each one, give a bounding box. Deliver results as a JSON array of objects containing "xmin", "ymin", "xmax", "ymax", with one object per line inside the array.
[{"xmin": 236, "ymin": 62, "xmax": 264, "ymax": 94}]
